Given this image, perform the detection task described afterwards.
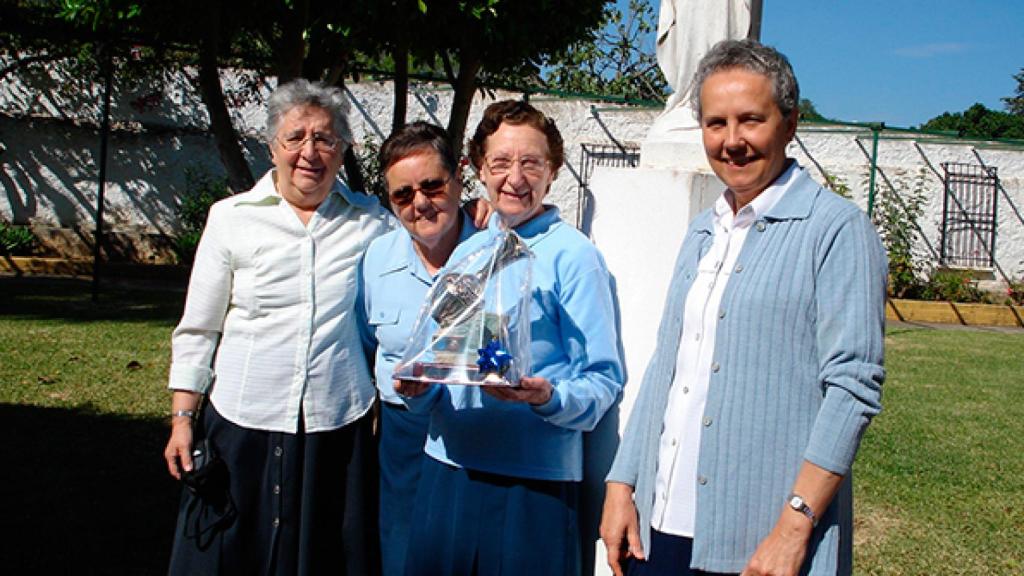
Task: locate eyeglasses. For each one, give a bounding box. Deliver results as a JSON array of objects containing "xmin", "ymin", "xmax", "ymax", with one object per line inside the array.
[
  {"xmin": 389, "ymin": 176, "xmax": 452, "ymax": 206},
  {"xmin": 484, "ymin": 155, "xmax": 549, "ymax": 177},
  {"xmin": 276, "ymin": 132, "xmax": 340, "ymax": 152}
]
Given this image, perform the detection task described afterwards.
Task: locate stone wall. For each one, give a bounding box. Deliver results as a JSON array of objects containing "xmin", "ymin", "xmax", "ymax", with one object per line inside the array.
[{"xmin": 2, "ymin": 65, "xmax": 1022, "ymax": 279}]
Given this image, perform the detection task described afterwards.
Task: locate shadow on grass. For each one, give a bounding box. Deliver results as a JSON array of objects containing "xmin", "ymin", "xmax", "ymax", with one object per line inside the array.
[
  {"xmin": 1, "ymin": 403, "xmax": 179, "ymax": 575},
  {"xmin": 0, "ymin": 276, "xmax": 185, "ymax": 324}
]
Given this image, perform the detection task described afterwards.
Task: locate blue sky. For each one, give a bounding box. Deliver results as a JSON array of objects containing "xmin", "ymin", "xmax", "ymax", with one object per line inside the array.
[
  {"xmin": 622, "ymin": 0, "xmax": 1023, "ymax": 128},
  {"xmin": 760, "ymin": 0, "xmax": 1023, "ymax": 127}
]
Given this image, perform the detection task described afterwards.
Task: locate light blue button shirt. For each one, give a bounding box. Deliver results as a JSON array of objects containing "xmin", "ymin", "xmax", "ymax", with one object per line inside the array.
[{"xmin": 360, "ymin": 210, "xmax": 478, "ymax": 405}]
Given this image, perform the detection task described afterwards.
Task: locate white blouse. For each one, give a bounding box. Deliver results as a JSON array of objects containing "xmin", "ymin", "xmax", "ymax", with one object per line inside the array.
[{"xmin": 168, "ymin": 171, "xmax": 393, "ymax": 433}]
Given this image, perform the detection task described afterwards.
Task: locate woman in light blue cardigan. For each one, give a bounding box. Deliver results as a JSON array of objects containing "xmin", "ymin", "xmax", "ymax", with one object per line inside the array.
[{"xmin": 601, "ymin": 40, "xmax": 886, "ymax": 576}]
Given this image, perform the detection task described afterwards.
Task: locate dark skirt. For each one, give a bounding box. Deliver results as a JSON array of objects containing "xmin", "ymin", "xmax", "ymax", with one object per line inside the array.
[
  {"xmin": 404, "ymin": 457, "xmax": 580, "ymax": 576},
  {"xmin": 379, "ymin": 403, "xmax": 430, "ymax": 576},
  {"xmin": 168, "ymin": 402, "xmax": 379, "ymax": 576}
]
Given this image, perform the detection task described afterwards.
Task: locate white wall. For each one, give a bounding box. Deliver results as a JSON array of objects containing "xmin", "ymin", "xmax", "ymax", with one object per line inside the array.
[{"xmin": 2, "ymin": 63, "xmax": 1023, "ymax": 279}]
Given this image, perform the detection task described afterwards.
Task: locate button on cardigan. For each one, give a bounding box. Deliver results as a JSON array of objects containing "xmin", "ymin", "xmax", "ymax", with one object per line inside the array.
[{"xmin": 606, "ymin": 166, "xmax": 886, "ymax": 575}]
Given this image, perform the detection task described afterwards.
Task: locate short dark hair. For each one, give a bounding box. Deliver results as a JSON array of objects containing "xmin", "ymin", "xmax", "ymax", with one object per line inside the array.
[
  {"xmin": 689, "ymin": 39, "xmax": 800, "ymax": 120},
  {"xmin": 378, "ymin": 122, "xmax": 459, "ymax": 182},
  {"xmin": 468, "ymin": 100, "xmax": 564, "ymax": 173}
]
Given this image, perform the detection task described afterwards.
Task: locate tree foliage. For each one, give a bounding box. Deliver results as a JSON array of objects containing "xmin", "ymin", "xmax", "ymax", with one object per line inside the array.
[
  {"xmin": 920, "ymin": 103, "xmax": 1024, "ymax": 140},
  {"xmin": 799, "ymin": 98, "xmax": 826, "ymax": 122},
  {"xmin": 381, "ymin": 0, "xmax": 608, "ymax": 145},
  {"xmin": 540, "ymin": 0, "xmax": 667, "ymax": 102},
  {"xmin": 917, "ymin": 67, "xmax": 1024, "ymax": 140},
  {"xmin": 2, "ymin": 0, "xmax": 611, "ymax": 190},
  {"xmin": 1003, "ymin": 68, "xmax": 1024, "ymax": 116}
]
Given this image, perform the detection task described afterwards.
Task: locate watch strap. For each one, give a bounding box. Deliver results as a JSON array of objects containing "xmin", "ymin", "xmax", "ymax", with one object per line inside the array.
[{"xmin": 787, "ymin": 492, "xmax": 818, "ymax": 527}]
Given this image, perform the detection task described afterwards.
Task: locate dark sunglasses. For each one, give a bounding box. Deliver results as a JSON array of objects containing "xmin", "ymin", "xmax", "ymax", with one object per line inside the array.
[{"xmin": 389, "ymin": 176, "xmax": 451, "ymax": 206}]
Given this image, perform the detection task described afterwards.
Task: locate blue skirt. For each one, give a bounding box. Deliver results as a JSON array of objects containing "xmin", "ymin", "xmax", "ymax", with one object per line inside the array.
[
  {"xmin": 168, "ymin": 402, "xmax": 379, "ymax": 576},
  {"xmin": 379, "ymin": 403, "xmax": 430, "ymax": 576},
  {"xmin": 404, "ymin": 456, "xmax": 580, "ymax": 576}
]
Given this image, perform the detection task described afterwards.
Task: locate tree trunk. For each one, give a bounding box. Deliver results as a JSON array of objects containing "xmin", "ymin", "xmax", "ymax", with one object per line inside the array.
[
  {"xmin": 343, "ymin": 147, "xmax": 366, "ymax": 194},
  {"xmin": 328, "ymin": 73, "xmax": 366, "ymax": 192},
  {"xmin": 276, "ymin": 0, "xmax": 308, "ymax": 84},
  {"xmin": 196, "ymin": 5, "xmax": 253, "ymax": 193},
  {"xmin": 391, "ymin": 40, "xmax": 409, "ymax": 135},
  {"xmin": 446, "ymin": 52, "xmax": 482, "ymax": 152}
]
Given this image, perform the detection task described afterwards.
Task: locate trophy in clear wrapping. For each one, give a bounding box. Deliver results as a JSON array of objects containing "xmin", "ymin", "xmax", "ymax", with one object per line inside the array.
[{"xmin": 392, "ymin": 230, "xmax": 533, "ymax": 386}]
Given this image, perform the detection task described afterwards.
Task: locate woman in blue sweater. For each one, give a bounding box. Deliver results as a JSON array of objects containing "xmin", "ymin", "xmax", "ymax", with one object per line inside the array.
[
  {"xmin": 600, "ymin": 40, "xmax": 886, "ymax": 576},
  {"xmin": 400, "ymin": 100, "xmax": 625, "ymax": 576}
]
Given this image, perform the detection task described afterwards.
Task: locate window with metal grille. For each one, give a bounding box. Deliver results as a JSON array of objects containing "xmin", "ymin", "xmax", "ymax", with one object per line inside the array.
[
  {"xmin": 579, "ymin": 143, "xmax": 640, "ymax": 189},
  {"xmin": 940, "ymin": 162, "xmax": 998, "ymax": 268},
  {"xmin": 576, "ymin": 142, "xmax": 640, "ymax": 227}
]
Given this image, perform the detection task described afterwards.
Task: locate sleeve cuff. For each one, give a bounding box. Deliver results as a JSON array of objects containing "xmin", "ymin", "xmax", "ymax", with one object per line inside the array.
[
  {"xmin": 530, "ymin": 385, "xmax": 562, "ymax": 418},
  {"xmin": 168, "ymin": 364, "xmax": 214, "ymax": 394}
]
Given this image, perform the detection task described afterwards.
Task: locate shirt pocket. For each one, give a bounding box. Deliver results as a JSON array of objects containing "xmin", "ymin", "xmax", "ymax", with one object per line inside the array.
[
  {"xmin": 369, "ymin": 307, "xmax": 404, "ymax": 353},
  {"xmin": 369, "ymin": 307, "xmax": 401, "ymax": 327}
]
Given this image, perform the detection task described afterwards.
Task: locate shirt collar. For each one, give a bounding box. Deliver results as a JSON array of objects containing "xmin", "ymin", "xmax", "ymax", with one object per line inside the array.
[
  {"xmin": 488, "ymin": 205, "xmax": 562, "ymax": 247},
  {"xmin": 715, "ymin": 160, "xmax": 799, "ymax": 228},
  {"xmin": 383, "ymin": 209, "xmax": 477, "ymax": 281}
]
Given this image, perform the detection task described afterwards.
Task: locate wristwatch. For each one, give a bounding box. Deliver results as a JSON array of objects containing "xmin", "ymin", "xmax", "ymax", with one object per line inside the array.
[{"xmin": 786, "ymin": 492, "xmax": 818, "ymax": 527}]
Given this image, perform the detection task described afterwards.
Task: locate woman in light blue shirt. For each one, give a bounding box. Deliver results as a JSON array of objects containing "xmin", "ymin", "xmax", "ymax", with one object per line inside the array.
[
  {"xmin": 400, "ymin": 100, "xmax": 625, "ymax": 576},
  {"xmin": 360, "ymin": 121, "xmax": 481, "ymax": 576}
]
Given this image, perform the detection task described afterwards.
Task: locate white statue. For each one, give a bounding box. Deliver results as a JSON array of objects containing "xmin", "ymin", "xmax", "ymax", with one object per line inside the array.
[{"xmin": 646, "ymin": 0, "xmax": 761, "ymax": 141}]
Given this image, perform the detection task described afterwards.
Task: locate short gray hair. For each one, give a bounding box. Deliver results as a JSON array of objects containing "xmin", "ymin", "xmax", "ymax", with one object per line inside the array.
[
  {"xmin": 689, "ymin": 39, "xmax": 799, "ymax": 120},
  {"xmin": 265, "ymin": 79, "xmax": 353, "ymax": 147}
]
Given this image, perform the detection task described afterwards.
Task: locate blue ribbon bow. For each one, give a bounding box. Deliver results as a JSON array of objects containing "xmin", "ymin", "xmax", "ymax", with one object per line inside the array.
[{"xmin": 477, "ymin": 338, "xmax": 512, "ymax": 377}]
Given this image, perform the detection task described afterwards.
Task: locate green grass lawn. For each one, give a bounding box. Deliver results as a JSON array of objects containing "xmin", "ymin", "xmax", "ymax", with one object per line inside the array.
[
  {"xmin": 0, "ymin": 277, "xmax": 184, "ymax": 574},
  {"xmin": 1, "ymin": 277, "xmax": 1022, "ymax": 574},
  {"xmin": 854, "ymin": 326, "xmax": 1024, "ymax": 574}
]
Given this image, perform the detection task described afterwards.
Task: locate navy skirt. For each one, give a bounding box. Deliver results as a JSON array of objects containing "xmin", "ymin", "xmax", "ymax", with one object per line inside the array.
[
  {"xmin": 168, "ymin": 402, "xmax": 379, "ymax": 576},
  {"xmin": 404, "ymin": 457, "xmax": 580, "ymax": 576},
  {"xmin": 379, "ymin": 403, "xmax": 430, "ymax": 576}
]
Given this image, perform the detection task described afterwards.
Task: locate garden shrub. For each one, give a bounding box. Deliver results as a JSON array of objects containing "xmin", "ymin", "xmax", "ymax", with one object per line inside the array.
[
  {"xmin": 1006, "ymin": 280, "xmax": 1024, "ymax": 306},
  {"xmin": 173, "ymin": 167, "xmax": 231, "ymax": 265},
  {"xmin": 351, "ymin": 135, "xmax": 387, "ymax": 209},
  {"xmin": 870, "ymin": 167, "xmax": 929, "ymax": 299},
  {"xmin": 0, "ymin": 221, "xmax": 38, "ymax": 256},
  {"xmin": 920, "ymin": 269, "xmax": 985, "ymax": 303}
]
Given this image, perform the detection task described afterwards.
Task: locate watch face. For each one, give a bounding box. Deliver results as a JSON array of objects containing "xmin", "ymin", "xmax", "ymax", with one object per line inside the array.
[{"xmin": 790, "ymin": 495, "xmax": 804, "ymax": 508}]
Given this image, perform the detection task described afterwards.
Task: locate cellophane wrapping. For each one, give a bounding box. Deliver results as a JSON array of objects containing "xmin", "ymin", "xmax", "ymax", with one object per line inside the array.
[{"xmin": 392, "ymin": 229, "xmax": 533, "ymax": 386}]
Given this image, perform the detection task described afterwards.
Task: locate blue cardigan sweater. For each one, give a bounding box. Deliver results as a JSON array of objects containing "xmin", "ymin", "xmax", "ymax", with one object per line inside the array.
[{"xmin": 606, "ymin": 166, "xmax": 886, "ymax": 574}]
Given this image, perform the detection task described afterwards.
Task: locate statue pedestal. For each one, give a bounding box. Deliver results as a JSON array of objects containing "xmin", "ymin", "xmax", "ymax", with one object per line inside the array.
[
  {"xmin": 581, "ymin": 163, "xmax": 721, "ymax": 576},
  {"xmin": 640, "ymin": 104, "xmax": 709, "ymax": 170},
  {"xmin": 587, "ymin": 165, "xmax": 720, "ymax": 415}
]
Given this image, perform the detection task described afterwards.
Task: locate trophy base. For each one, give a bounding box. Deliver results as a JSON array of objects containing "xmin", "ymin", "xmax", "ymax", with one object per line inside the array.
[{"xmin": 397, "ymin": 362, "xmax": 517, "ymax": 387}]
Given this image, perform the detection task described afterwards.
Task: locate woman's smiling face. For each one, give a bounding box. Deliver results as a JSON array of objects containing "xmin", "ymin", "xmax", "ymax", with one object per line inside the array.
[
  {"xmin": 479, "ymin": 122, "xmax": 554, "ymax": 228},
  {"xmin": 699, "ymin": 67, "xmax": 798, "ymax": 210},
  {"xmin": 270, "ymin": 105, "xmax": 345, "ymax": 210}
]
